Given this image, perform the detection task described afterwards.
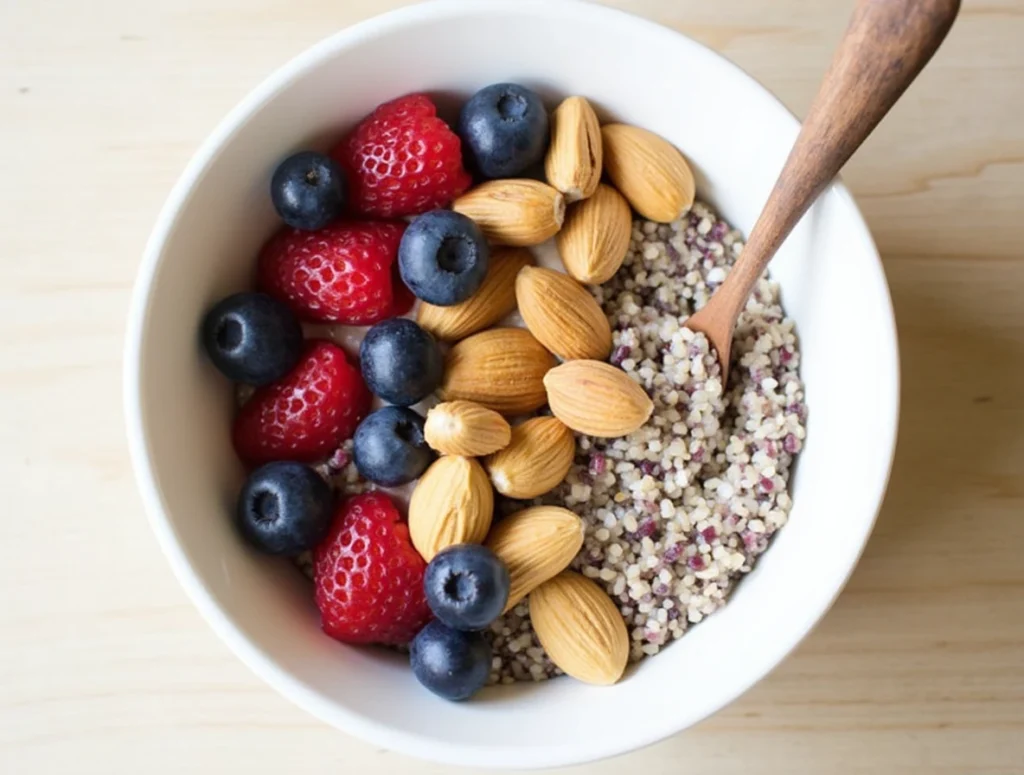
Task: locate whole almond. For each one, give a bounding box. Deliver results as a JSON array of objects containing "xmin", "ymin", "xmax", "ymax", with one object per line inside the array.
[
  {"xmin": 424, "ymin": 400, "xmax": 511, "ymax": 457},
  {"xmin": 485, "ymin": 505, "xmax": 584, "ymax": 612},
  {"xmin": 439, "ymin": 328, "xmax": 555, "ymax": 416},
  {"xmin": 516, "ymin": 266, "xmax": 612, "ymax": 361},
  {"xmin": 556, "ymin": 184, "xmax": 632, "ymax": 284},
  {"xmin": 484, "ymin": 417, "xmax": 575, "ymax": 499},
  {"xmin": 544, "ymin": 96, "xmax": 602, "ymax": 203},
  {"xmin": 452, "ymin": 180, "xmax": 565, "ymax": 246},
  {"xmin": 408, "ymin": 456, "xmax": 493, "ymax": 561},
  {"xmin": 529, "ymin": 570, "xmax": 629, "ymax": 686},
  {"xmin": 543, "ymin": 360, "xmax": 653, "ymax": 437},
  {"xmin": 417, "ymin": 247, "xmax": 534, "ymax": 342},
  {"xmin": 601, "ymin": 123, "xmax": 696, "ymax": 223}
]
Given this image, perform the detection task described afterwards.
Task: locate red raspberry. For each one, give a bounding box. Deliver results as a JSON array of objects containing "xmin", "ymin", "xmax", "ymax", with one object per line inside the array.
[
  {"xmin": 314, "ymin": 491, "xmax": 432, "ymax": 645},
  {"xmin": 258, "ymin": 220, "xmax": 407, "ymax": 325},
  {"xmin": 232, "ymin": 340, "xmax": 370, "ymax": 467},
  {"xmin": 333, "ymin": 94, "xmax": 472, "ymax": 218}
]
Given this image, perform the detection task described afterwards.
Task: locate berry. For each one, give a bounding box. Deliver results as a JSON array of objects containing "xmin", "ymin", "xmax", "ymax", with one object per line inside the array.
[
  {"xmin": 201, "ymin": 292, "xmax": 303, "ymax": 386},
  {"xmin": 333, "ymin": 94, "xmax": 472, "ymax": 218},
  {"xmin": 314, "ymin": 491, "xmax": 432, "ymax": 645},
  {"xmin": 359, "ymin": 319, "xmax": 442, "ymax": 407},
  {"xmin": 399, "ymin": 210, "xmax": 489, "ymax": 306},
  {"xmin": 410, "ymin": 621, "xmax": 491, "ymax": 701},
  {"xmin": 270, "ymin": 151, "xmax": 347, "ymax": 231},
  {"xmin": 233, "ymin": 340, "xmax": 371, "ymax": 467},
  {"xmin": 353, "ymin": 406, "xmax": 435, "ymax": 487},
  {"xmin": 424, "ymin": 544, "xmax": 510, "ymax": 631},
  {"xmin": 459, "ymin": 83, "xmax": 549, "ymax": 179},
  {"xmin": 236, "ymin": 461, "xmax": 333, "ymax": 555},
  {"xmin": 258, "ymin": 220, "xmax": 407, "ymax": 325}
]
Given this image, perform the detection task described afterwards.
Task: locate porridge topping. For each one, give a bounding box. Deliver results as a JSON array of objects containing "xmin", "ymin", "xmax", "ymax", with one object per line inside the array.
[
  {"xmin": 484, "ymin": 417, "xmax": 576, "ymax": 500},
  {"xmin": 452, "ymin": 179, "xmax": 566, "ymax": 247},
  {"xmin": 484, "ymin": 505, "xmax": 585, "ymax": 613},
  {"xmin": 529, "ymin": 570, "xmax": 630, "ymax": 686},
  {"xmin": 408, "ymin": 455, "xmax": 494, "ymax": 562},
  {"xmin": 423, "ymin": 400, "xmax": 512, "ymax": 458},
  {"xmin": 417, "ymin": 247, "xmax": 536, "ymax": 343},
  {"xmin": 438, "ymin": 327, "xmax": 554, "ymax": 416},
  {"xmin": 601, "ymin": 123, "xmax": 697, "ymax": 223},
  {"xmin": 515, "ymin": 265, "xmax": 613, "ymax": 361},
  {"xmin": 556, "ymin": 183, "xmax": 633, "ymax": 285},
  {"xmin": 545, "ymin": 95, "xmax": 603, "ymax": 204},
  {"xmin": 543, "ymin": 359, "xmax": 655, "ymax": 438}
]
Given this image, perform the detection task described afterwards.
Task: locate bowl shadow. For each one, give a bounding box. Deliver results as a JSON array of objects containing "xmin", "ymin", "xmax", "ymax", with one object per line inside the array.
[{"xmin": 864, "ymin": 268, "xmax": 1023, "ymax": 550}]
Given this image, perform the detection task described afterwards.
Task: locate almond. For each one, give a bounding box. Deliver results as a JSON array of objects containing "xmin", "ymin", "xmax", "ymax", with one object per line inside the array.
[
  {"xmin": 556, "ymin": 184, "xmax": 632, "ymax": 284},
  {"xmin": 601, "ymin": 123, "xmax": 696, "ymax": 223},
  {"xmin": 529, "ymin": 570, "xmax": 629, "ymax": 686},
  {"xmin": 452, "ymin": 180, "xmax": 565, "ymax": 246},
  {"xmin": 515, "ymin": 266, "xmax": 612, "ymax": 361},
  {"xmin": 485, "ymin": 505, "xmax": 584, "ymax": 612},
  {"xmin": 408, "ymin": 456, "xmax": 493, "ymax": 561},
  {"xmin": 417, "ymin": 247, "xmax": 535, "ymax": 342},
  {"xmin": 424, "ymin": 400, "xmax": 511, "ymax": 457},
  {"xmin": 484, "ymin": 417, "xmax": 575, "ymax": 499},
  {"xmin": 544, "ymin": 96, "xmax": 602, "ymax": 203},
  {"xmin": 543, "ymin": 360, "xmax": 653, "ymax": 437},
  {"xmin": 439, "ymin": 328, "xmax": 555, "ymax": 416}
]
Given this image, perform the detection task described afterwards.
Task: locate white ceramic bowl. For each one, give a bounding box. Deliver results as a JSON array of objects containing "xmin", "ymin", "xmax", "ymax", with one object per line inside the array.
[{"xmin": 125, "ymin": 0, "xmax": 899, "ymax": 768}]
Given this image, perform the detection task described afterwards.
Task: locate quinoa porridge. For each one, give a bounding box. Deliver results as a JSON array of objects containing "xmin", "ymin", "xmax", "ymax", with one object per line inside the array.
[
  {"xmin": 289, "ymin": 200, "xmax": 806, "ymax": 685},
  {"xmin": 487, "ymin": 201, "xmax": 807, "ymax": 683}
]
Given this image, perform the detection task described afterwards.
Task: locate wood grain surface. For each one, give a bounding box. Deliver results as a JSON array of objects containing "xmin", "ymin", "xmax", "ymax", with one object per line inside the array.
[
  {"xmin": 1, "ymin": 0, "xmax": 1022, "ymax": 772},
  {"xmin": 688, "ymin": 0, "xmax": 961, "ymax": 371}
]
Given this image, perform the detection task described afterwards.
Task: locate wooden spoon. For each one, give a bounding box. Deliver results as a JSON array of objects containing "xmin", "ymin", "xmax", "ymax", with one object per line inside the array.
[{"xmin": 685, "ymin": 0, "xmax": 960, "ymax": 379}]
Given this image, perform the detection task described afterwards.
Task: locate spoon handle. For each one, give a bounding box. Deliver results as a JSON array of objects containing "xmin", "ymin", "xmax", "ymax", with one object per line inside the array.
[{"xmin": 708, "ymin": 0, "xmax": 959, "ymax": 323}]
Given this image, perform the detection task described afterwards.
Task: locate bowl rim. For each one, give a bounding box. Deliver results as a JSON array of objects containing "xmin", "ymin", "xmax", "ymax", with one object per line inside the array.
[{"xmin": 123, "ymin": 0, "xmax": 901, "ymax": 767}]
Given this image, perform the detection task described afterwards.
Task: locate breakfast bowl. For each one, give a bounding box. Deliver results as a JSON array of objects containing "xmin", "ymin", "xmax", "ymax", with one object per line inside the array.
[{"xmin": 124, "ymin": 0, "xmax": 900, "ymax": 768}]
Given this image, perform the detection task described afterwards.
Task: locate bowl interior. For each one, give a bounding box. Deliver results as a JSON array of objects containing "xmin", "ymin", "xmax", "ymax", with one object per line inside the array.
[{"xmin": 127, "ymin": 0, "xmax": 898, "ymax": 768}]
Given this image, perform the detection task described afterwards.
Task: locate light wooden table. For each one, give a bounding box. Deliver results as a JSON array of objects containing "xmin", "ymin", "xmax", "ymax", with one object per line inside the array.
[{"xmin": 2, "ymin": 0, "xmax": 1022, "ymax": 772}]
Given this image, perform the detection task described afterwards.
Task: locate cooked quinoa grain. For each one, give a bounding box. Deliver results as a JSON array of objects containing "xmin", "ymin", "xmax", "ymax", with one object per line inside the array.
[{"xmin": 486, "ymin": 202, "xmax": 807, "ymax": 682}]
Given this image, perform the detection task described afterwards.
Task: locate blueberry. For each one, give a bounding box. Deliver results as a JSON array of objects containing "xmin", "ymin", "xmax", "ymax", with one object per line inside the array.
[
  {"xmin": 359, "ymin": 319, "xmax": 443, "ymax": 406},
  {"xmin": 410, "ymin": 621, "xmax": 492, "ymax": 701},
  {"xmin": 353, "ymin": 406, "xmax": 435, "ymax": 486},
  {"xmin": 459, "ymin": 83, "xmax": 549, "ymax": 179},
  {"xmin": 270, "ymin": 151, "xmax": 347, "ymax": 230},
  {"xmin": 424, "ymin": 545, "xmax": 510, "ymax": 631},
  {"xmin": 236, "ymin": 461, "xmax": 333, "ymax": 555},
  {"xmin": 202, "ymin": 292, "xmax": 304, "ymax": 386},
  {"xmin": 399, "ymin": 210, "xmax": 489, "ymax": 306}
]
